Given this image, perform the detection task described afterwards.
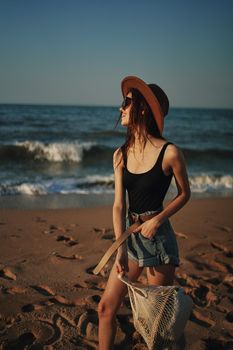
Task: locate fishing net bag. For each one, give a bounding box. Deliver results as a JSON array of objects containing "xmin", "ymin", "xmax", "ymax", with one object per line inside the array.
[{"xmin": 118, "ymin": 274, "xmax": 193, "ymax": 350}]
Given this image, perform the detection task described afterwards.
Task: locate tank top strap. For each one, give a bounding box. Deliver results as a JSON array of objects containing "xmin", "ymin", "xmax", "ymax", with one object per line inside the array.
[
  {"xmin": 157, "ymin": 142, "xmax": 173, "ymax": 166},
  {"xmin": 120, "ymin": 145, "xmax": 127, "ymax": 168}
]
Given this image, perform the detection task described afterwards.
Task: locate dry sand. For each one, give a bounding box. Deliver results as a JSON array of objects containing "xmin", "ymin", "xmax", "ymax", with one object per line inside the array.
[{"xmin": 0, "ymin": 197, "xmax": 233, "ymax": 349}]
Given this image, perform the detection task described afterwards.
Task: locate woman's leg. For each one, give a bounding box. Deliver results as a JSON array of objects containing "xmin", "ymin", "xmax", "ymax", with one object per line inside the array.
[
  {"xmin": 146, "ymin": 264, "xmax": 176, "ymax": 286},
  {"xmin": 98, "ymin": 259, "xmax": 143, "ymax": 350}
]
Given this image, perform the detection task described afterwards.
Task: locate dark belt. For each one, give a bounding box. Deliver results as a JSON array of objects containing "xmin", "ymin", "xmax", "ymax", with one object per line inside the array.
[
  {"xmin": 129, "ymin": 211, "xmax": 161, "ymax": 224},
  {"xmin": 93, "ymin": 210, "xmax": 161, "ymax": 275}
]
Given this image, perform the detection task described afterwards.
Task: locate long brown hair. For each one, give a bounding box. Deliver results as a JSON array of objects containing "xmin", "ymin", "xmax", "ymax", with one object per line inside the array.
[{"xmin": 121, "ymin": 88, "xmax": 165, "ymax": 155}]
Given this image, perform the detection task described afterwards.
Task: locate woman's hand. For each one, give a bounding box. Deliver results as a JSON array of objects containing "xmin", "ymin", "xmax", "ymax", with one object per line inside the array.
[
  {"xmin": 115, "ymin": 245, "xmax": 128, "ymax": 274},
  {"xmin": 133, "ymin": 217, "xmax": 163, "ymax": 240}
]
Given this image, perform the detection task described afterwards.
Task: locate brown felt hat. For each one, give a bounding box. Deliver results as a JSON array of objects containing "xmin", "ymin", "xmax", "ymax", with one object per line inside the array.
[{"xmin": 121, "ymin": 76, "xmax": 169, "ymax": 134}]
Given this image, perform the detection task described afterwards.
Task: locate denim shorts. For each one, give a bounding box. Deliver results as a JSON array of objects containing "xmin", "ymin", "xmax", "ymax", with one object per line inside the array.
[{"xmin": 126, "ymin": 210, "xmax": 180, "ymax": 267}]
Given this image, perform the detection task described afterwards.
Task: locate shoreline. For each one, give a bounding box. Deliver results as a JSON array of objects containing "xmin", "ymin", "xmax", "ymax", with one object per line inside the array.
[
  {"xmin": 0, "ymin": 196, "xmax": 233, "ymax": 349},
  {"xmin": 0, "ymin": 191, "xmax": 232, "ymax": 210}
]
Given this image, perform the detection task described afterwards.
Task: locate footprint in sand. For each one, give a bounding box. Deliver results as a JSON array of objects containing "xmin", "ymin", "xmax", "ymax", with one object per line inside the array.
[
  {"xmin": 213, "ymin": 258, "xmax": 233, "ymax": 274},
  {"xmin": 31, "ymin": 284, "xmax": 56, "ymax": 296},
  {"xmin": 53, "ymin": 253, "xmax": 84, "ymax": 261},
  {"xmin": 86, "ymin": 265, "xmax": 96, "ymax": 275},
  {"xmin": 176, "ymin": 272, "xmax": 220, "ymax": 307},
  {"xmin": 187, "ymin": 254, "xmax": 230, "ymax": 273},
  {"xmin": 74, "ymin": 282, "xmax": 85, "ymax": 289},
  {"xmin": 77, "ymin": 309, "xmax": 125, "ymax": 346},
  {"xmin": 193, "ymin": 285, "xmax": 219, "ymax": 307},
  {"xmin": 216, "ymin": 225, "xmax": 233, "ymax": 233},
  {"xmin": 3, "ymin": 332, "xmax": 37, "ymax": 349},
  {"xmin": 223, "ymin": 275, "xmax": 233, "ymax": 292},
  {"xmin": 49, "ymin": 294, "xmax": 81, "ymax": 307},
  {"xmin": 43, "ymin": 224, "xmax": 60, "ymax": 234},
  {"xmin": 56, "ymin": 234, "xmax": 71, "ymax": 242},
  {"xmin": 1, "ymin": 285, "xmax": 27, "ymax": 295},
  {"xmin": 2, "ymin": 315, "xmax": 63, "ymax": 348},
  {"xmin": 190, "ymin": 308, "xmax": 216, "ymax": 327},
  {"xmin": 203, "ymin": 337, "xmax": 233, "ymax": 350},
  {"xmin": 0, "ymin": 315, "xmax": 22, "ymax": 334},
  {"xmin": 56, "ymin": 234, "xmax": 78, "ymax": 246},
  {"xmin": 93, "ymin": 227, "xmax": 111, "ymax": 234},
  {"xmin": 76, "ymin": 309, "xmax": 101, "ymax": 343},
  {"xmin": 43, "ymin": 224, "xmax": 68, "ymax": 235},
  {"xmin": 190, "ymin": 286, "xmax": 208, "ymax": 307},
  {"xmin": 86, "ymin": 263, "xmax": 112, "ymax": 277},
  {"xmin": 0, "ymin": 267, "xmax": 17, "ymax": 280},
  {"xmin": 22, "ymin": 284, "xmax": 82, "ymax": 312},
  {"xmin": 226, "ymin": 311, "xmax": 233, "ymax": 323},
  {"xmin": 22, "ymin": 300, "xmax": 54, "ymax": 313},
  {"xmin": 85, "ymin": 294, "xmax": 101, "ymax": 304},
  {"xmin": 201, "ymin": 274, "xmax": 222, "ymax": 286},
  {"xmin": 102, "ymin": 232, "xmax": 115, "ymax": 240},
  {"xmin": 93, "ymin": 227, "xmax": 115, "ymax": 239},
  {"xmin": 35, "ymin": 216, "xmax": 47, "ymax": 223},
  {"xmin": 176, "ymin": 272, "xmax": 200, "ymax": 288},
  {"xmin": 83, "ymin": 278, "xmax": 106, "ymax": 291},
  {"xmin": 211, "ymin": 241, "xmax": 233, "ymax": 257},
  {"xmin": 50, "ymin": 224, "xmax": 59, "ymax": 230},
  {"xmin": 67, "ymin": 240, "xmax": 79, "ymax": 247}
]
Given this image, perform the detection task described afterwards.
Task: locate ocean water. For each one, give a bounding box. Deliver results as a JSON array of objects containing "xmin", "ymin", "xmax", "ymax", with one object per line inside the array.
[{"xmin": 0, "ymin": 104, "xmax": 232, "ymax": 208}]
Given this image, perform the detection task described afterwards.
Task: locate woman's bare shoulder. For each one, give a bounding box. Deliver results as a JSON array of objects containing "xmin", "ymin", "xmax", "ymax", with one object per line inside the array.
[
  {"xmin": 167, "ymin": 142, "xmax": 179, "ymax": 152},
  {"xmin": 166, "ymin": 143, "xmax": 185, "ymax": 162},
  {"xmin": 113, "ymin": 147, "xmax": 124, "ymax": 169}
]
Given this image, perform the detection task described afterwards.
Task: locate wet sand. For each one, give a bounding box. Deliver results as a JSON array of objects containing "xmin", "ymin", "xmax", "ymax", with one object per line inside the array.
[{"xmin": 0, "ymin": 197, "xmax": 233, "ymax": 349}]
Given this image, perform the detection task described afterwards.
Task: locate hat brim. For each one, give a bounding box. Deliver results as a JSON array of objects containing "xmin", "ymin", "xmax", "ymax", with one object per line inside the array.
[{"xmin": 121, "ymin": 76, "xmax": 164, "ymax": 134}]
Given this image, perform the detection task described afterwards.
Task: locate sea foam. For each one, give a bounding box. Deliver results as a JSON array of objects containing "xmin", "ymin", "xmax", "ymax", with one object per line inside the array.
[
  {"xmin": 189, "ymin": 174, "xmax": 233, "ymax": 193},
  {"xmin": 16, "ymin": 140, "xmax": 95, "ymax": 162},
  {"xmin": 0, "ymin": 174, "xmax": 232, "ymax": 196}
]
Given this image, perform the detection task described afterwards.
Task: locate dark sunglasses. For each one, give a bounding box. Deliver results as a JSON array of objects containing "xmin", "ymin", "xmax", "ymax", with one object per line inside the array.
[{"xmin": 121, "ymin": 96, "xmax": 132, "ymax": 109}]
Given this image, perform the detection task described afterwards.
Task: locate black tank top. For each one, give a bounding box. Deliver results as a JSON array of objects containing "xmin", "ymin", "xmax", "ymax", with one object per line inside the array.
[{"xmin": 122, "ymin": 142, "xmax": 173, "ymax": 213}]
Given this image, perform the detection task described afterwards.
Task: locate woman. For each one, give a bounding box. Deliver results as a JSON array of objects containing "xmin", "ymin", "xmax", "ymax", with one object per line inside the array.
[{"xmin": 98, "ymin": 76, "xmax": 190, "ymax": 349}]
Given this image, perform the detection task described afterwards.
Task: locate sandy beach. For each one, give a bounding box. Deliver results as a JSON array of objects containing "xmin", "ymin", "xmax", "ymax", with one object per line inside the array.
[{"xmin": 0, "ymin": 196, "xmax": 233, "ymax": 349}]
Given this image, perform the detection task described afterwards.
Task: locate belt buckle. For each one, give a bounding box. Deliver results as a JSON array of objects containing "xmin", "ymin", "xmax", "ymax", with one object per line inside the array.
[{"xmin": 131, "ymin": 212, "xmax": 142, "ymax": 223}]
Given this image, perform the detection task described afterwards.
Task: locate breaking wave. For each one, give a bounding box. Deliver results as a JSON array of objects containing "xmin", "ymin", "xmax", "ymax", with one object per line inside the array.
[
  {"xmin": 0, "ymin": 174, "xmax": 232, "ymax": 196},
  {"xmin": 0, "ymin": 141, "xmax": 232, "ymax": 164}
]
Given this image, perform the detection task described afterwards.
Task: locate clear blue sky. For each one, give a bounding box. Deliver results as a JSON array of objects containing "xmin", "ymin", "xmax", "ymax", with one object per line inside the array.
[{"xmin": 0, "ymin": 0, "xmax": 232, "ymax": 108}]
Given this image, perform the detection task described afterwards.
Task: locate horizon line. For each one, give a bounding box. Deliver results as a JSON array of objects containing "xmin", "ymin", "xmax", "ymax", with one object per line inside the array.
[{"xmin": 0, "ymin": 102, "xmax": 232, "ymax": 110}]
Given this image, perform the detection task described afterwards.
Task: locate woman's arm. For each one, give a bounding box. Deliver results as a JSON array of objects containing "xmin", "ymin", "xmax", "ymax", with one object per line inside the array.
[
  {"xmin": 112, "ymin": 148, "xmax": 126, "ymax": 239},
  {"xmin": 156, "ymin": 143, "xmax": 191, "ymax": 222},
  {"xmin": 112, "ymin": 148, "xmax": 128, "ymax": 273}
]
